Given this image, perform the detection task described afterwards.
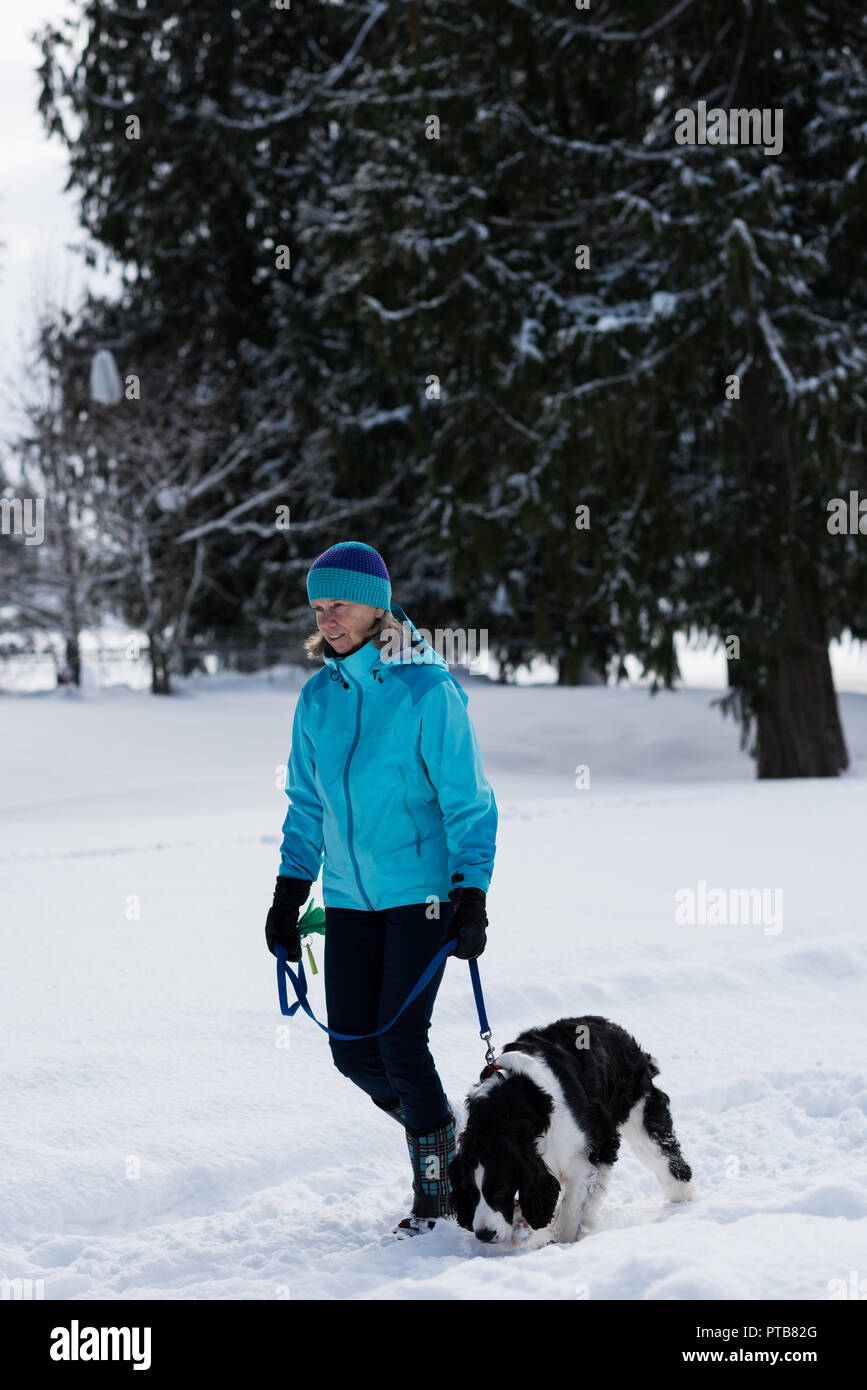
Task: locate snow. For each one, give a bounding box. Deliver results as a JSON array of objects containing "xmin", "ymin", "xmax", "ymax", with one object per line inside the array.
[
  {"xmin": 593, "ymin": 291, "xmax": 678, "ymax": 332},
  {"xmin": 358, "ymin": 405, "xmax": 412, "ymax": 433},
  {"xmin": 489, "ymin": 581, "xmax": 513, "ymax": 618},
  {"xmin": 513, "ymin": 317, "xmax": 545, "ymax": 363},
  {"xmin": 651, "ymin": 290, "xmax": 677, "ymax": 318},
  {"xmin": 1, "ymin": 671, "xmax": 866, "ymax": 1300}
]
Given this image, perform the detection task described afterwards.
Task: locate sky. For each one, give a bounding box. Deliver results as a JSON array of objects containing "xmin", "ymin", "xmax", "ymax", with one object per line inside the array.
[{"xmin": 0, "ymin": 0, "xmax": 120, "ymax": 428}]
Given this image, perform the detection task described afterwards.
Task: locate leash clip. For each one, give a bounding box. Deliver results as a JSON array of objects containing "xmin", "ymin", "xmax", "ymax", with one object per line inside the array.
[{"xmin": 480, "ymin": 1028, "xmax": 505, "ymax": 1080}]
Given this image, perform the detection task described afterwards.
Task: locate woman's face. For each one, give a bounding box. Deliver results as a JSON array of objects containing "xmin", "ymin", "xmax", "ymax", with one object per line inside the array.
[{"xmin": 312, "ymin": 598, "xmax": 385, "ymax": 656}]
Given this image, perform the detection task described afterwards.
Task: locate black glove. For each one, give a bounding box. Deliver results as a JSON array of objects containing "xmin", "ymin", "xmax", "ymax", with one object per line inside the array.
[
  {"xmin": 265, "ymin": 875, "xmax": 311, "ymax": 960},
  {"xmin": 448, "ymin": 884, "xmax": 488, "ymax": 960}
]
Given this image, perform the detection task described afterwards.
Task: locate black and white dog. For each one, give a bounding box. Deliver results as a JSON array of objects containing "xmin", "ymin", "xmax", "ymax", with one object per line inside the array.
[{"xmin": 449, "ymin": 1016, "xmax": 698, "ymax": 1245}]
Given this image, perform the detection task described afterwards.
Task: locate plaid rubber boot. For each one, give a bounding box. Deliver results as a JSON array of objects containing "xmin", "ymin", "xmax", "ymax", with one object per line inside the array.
[
  {"xmin": 373, "ymin": 1097, "xmax": 408, "ymax": 1130},
  {"xmin": 392, "ymin": 1111, "xmax": 456, "ymax": 1236}
]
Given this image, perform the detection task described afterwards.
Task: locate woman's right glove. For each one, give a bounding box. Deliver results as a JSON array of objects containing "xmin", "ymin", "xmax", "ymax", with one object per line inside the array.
[
  {"xmin": 265, "ymin": 875, "xmax": 312, "ymax": 960},
  {"xmin": 448, "ymin": 884, "xmax": 488, "ymax": 960}
]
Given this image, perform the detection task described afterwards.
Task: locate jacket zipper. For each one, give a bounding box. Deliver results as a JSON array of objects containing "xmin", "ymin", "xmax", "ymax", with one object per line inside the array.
[
  {"xmin": 339, "ymin": 663, "xmax": 375, "ymax": 910},
  {"xmin": 399, "ymin": 765, "xmax": 422, "ymax": 857}
]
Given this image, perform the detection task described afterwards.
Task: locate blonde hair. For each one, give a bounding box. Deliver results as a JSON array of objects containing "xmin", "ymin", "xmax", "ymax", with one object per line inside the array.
[{"xmin": 303, "ymin": 609, "xmax": 409, "ymax": 664}]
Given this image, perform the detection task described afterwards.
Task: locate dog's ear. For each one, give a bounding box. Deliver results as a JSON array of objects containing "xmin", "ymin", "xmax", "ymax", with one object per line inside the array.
[
  {"xmin": 517, "ymin": 1152, "xmax": 561, "ymax": 1230},
  {"xmin": 448, "ymin": 1154, "xmax": 476, "ymax": 1231}
]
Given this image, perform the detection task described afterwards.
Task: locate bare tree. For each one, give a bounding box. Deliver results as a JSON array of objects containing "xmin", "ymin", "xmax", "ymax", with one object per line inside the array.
[
  {"xmin": 81, "ymin": 347, "xmax": 296, "ymax": 693},
  {"xmin": 0, "ymin": 302, "xmax": 111, "ymax": 687}
]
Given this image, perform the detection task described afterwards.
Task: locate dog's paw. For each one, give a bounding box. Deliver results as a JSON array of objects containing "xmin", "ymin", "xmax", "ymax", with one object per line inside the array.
[
  {"xmin": 512, "ymin": 1204, "xmax": 559, "ymax": 1249},
  {"xmin": 668, "ymin": 1180, "xmax": 701, "ymax": 1203},
  {"xmin": 510, "ymin": 1201, "xmax": 534, "ymax": 1244}
]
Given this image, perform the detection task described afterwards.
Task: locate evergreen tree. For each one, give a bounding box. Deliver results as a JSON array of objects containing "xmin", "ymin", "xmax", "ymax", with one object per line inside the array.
[
  {"xmin": 570, "ymin": 0, "xmax": 867, "ymax": 773},
  {"xmin": 300, "ymin": 0, "xmax": 663, "ymax": 679}
]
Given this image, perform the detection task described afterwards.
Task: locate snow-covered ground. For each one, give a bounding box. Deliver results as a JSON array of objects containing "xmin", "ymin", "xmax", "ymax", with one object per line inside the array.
[{"xmin": 1, "ymin": 670, "xmax": 865, "ymax": 1300}]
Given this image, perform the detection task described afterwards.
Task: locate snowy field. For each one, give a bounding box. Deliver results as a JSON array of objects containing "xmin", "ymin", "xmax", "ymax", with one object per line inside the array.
[{"xmin": 2, "ymin": 669, "xmax": 866, "ymax": 1300}]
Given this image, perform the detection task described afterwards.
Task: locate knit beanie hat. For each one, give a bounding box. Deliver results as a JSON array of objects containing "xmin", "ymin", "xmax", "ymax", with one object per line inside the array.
[{"xmin": 306, "ymin": 540, "xmax": 391, "ymax": 610}]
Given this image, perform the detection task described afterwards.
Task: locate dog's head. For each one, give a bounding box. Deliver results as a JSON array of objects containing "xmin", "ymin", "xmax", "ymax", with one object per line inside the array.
[
  {"xmin": 448, "ymin": 1076, "xmax": 560, "ymax": 1244},
  {"xmin": 449, "ymin": 1141, "xmax": 560, "ymax": 1243}
]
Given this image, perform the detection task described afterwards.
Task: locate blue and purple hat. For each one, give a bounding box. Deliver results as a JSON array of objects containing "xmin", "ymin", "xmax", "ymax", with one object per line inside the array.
[{"xmin": 306, "ymin": 541, "xmax": 391, "ymax": 610}]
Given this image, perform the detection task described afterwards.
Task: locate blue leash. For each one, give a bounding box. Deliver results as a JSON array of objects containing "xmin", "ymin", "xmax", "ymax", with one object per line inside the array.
[{"xmin": 275, "ymin": 937, "xmax": 493, "ymax": 1048}]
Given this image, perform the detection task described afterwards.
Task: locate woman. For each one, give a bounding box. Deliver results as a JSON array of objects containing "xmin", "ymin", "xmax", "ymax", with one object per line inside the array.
[{"xmin": 265, "ymin": 541, "xmax": 498, "ymax": 1237}]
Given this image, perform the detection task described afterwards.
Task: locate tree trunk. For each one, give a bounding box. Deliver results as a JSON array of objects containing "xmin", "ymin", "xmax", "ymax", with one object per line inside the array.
[
  {"xmin": 736, "ymin": 363, "xmax": 849, "ymax": 778},
  {"xmin": 149, "ymin": 633, "xmax": 172, "ymax": 695},
  {"xmin": 753, "ymin": 569, "xmax": 848, "ymax": 779},
  {"xmin": 558, "ymin": 649, "xmax": 605, "ymax": 685},
  {"xmin": 64, "ymin": 634, "xmax": 81, "ymax": 687}
]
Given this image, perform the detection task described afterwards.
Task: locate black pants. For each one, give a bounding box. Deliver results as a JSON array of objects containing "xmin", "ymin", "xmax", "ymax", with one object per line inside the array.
[{"xmin": 323, "ymin": 901, "xmax": 456, "ymax": 1134}]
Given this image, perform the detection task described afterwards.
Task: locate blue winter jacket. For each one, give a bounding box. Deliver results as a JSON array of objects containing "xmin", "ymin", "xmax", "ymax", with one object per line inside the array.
[{"xmin": 277, "ymin": 604, "xmax": 497, "ymax": 910}]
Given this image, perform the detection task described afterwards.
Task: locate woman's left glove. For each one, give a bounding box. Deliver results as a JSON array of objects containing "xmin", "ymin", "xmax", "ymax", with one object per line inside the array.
[
  {"xmin": 265, "ymin": 875, "xmax": 311, "ymax": 960},
  {"xmin": 448, "ymin": 885, "xmax": 488, "ymax": 959}
]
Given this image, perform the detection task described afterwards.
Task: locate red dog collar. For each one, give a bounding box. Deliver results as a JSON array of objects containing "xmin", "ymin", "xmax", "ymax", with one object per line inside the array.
[{"xmin": 481, "ymin": 1061, "xmax": 507, "ymax": 1080}]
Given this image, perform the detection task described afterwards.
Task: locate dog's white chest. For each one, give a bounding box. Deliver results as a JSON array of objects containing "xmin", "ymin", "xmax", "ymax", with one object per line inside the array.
[{"xmin": 495, "ymin": 1050, "xmax": 589, "ymax": 1178}]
